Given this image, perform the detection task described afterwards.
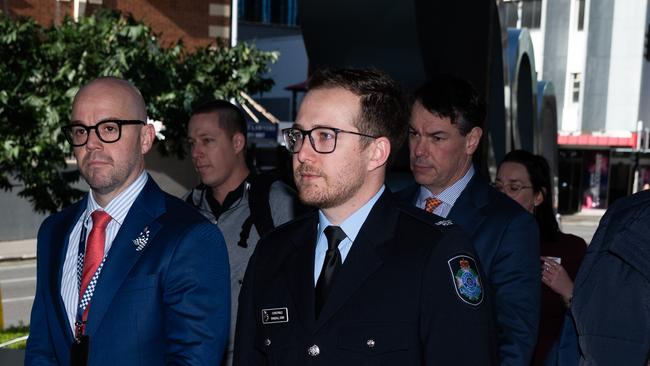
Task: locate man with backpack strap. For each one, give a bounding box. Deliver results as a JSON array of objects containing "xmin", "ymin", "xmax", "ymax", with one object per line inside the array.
[{"xmin": 185, "ymin": 100, "xmax": 300, "ymax": 366}]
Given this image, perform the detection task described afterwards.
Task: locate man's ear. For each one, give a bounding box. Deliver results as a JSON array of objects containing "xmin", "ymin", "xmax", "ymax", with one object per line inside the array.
[
  {"xmin": 140, "ymin": 123, "xmax": 156, "ymax": 154},
  {"xmin": 367, "ymin": 137, "xmax": 391, "ymax": 171},
  {"xmin": 232, "ymin": 133, "xmax": 246, "ymax": 154},
  {"xmin": 465, "ymin": 127, "xmax": 483, "ymax": 155}
]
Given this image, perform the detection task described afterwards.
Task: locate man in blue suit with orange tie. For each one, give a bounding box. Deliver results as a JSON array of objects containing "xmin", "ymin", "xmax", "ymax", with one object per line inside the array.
[
  {"xmin": 25, "ymin": 77, "xmax": 230, "ymax": 365},
  {"xmin": 398, "ymin": 76, "xmax": 540, "ymax": 366}
]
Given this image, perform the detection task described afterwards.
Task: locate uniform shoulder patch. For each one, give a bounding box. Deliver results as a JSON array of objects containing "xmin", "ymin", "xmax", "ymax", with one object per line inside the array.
[{"xmin": 447, "ymin": 255, "xmax": 483, "ymax": 306}]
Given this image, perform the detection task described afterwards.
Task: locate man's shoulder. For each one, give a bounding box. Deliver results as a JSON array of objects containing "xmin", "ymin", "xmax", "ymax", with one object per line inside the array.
[
  {"xmin": 607, "ymin": 190, "xmax": 650, "ymax": 219},
  {"xmin": 394, "ymin": 183, "xmax": 419, "ymax": 203},
  {"xmin": 393, "ymin": 198, "xmax": 477, "ymax": 253},
  {"xmin": 595, "ymin": 190, "xmax": 650, "ymax": 249},
  {"xmin": 250, "ymin": 212, "xmax": 316, "ymax": 264},
  {"xmin": 184, "ymin": 184, "xmax": 209, "ymax": 207},
  {"xmin": 268, "ymin": 179, "xmax": 297, "ymax": 201},
  {"xmin": 160, "ymin": 191, "xmax": 215, "ymax": 228},
  {"xmin": 263, "ymin": 210, "xmax": 314, "ymax": 238},
  {"xmin": 392, "ymin": 196, "xmax": 459, "ymax": 232}
]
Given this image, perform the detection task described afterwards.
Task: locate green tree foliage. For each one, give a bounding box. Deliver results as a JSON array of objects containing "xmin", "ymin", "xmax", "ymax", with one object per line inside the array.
[{"xmin": 0, "ymin": 10, "xmax": 277, "ymax": 213}]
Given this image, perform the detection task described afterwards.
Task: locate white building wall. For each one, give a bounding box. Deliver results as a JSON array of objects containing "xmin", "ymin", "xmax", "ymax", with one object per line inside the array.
[
  {"xmin": 250, "ymin": 35, "xmax": 308, "ymax": 100},
  {"xmin": 529, "ymin": 29, "xmax": 544, "ymax": 76},
  {"xmin": 605, "ymin": 0, "xmax": 648, "ymax": 132},
  {"xmin": 562, "ymin": 0, "xmax": 588, "ymax": 132}
]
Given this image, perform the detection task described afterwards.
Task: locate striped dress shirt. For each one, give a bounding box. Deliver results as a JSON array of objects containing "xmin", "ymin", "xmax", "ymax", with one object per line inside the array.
[{"xmin": 60, "ymin": 172, "xmax": 148, "ymax": 331}]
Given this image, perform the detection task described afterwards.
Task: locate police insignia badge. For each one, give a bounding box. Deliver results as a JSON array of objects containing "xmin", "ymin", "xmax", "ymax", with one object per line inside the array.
[{"xmin": 447, "ymin": 255, "xmax": 483, "ymax": 306}]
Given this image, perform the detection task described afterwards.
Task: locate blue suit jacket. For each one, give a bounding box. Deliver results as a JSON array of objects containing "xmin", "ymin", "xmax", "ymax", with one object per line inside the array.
[
  {"xmin": 398, "ymin": 176, "xmax": 540, "ymax": 366},
  {"xmin": 563, "ymin": 190, "xmax": 650, "ymax": 365},
  {"xmin": 26, "ymin": 176, "xmax": 230, "ymax": 366}
]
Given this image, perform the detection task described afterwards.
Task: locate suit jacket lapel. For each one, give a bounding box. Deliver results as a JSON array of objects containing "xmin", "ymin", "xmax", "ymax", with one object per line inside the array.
[
  {"xmin": 448, "ymin": 175, "xmax": 488, "ymax": 238},
  {"xmin": 85, "ymin": 178, "xmax": 164, "ymax": 336},
  {"xmin": 49, "ymin": 200, "xmax": 86, "ymax": 344},
  {"xmin": 314, "ymin": 192, "xmax": 395, "ymax": 330},
  {"xmin": 284, "ymin": 215, "xmax": 319, "ymax": 331}
]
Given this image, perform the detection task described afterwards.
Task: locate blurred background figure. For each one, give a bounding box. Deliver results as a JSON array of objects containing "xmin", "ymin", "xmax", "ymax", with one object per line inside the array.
[
  {"xmin": 495, "ymin": 150, "xmax": 587, "ymax": 365},
  {"xmin": 185, "ymin": 100, "xmax": 300, "ymax": 366}
]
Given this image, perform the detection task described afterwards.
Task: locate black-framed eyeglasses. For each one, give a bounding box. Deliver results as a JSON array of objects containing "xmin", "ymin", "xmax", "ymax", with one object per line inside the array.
[
  {"xmin": 63, "ymin": 120, "xmax": 145, "ymax": 147},
  {"xmin": 281, "ymin": 127, "xmax": 377, "ymax": 154},
  {"xmin": 492, "ymin": 182, "xmax": 534, "ymax": 195}
]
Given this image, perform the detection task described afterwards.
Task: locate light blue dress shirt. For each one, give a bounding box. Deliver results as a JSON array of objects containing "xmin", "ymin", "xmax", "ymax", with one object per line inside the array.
[
  {"xmin": 416, "ymin": 165, "xmax": 474, "ymax": 218},
  {"xmin": 313, "ymin": 185, "xmax": 385, "ymax": 285}
]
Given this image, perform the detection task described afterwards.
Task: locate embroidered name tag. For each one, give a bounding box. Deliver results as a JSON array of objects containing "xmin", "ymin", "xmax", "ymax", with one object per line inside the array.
[{"xmin": 261, "ymin": 307, "xmax": 289, "ymax": 324}]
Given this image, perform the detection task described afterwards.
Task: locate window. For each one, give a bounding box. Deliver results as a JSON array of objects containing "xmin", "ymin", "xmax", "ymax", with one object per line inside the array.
[
  {"xmin": 576, "ymin": 0, "xmax": 585, "ymax": 31},
  {"xmin": 521, "ymin": 0, "xmax": 542, "ymax": 29},
  {"xmin": 571, "ymin": 73, "xmax": 581, "ymax": 103},
  {"xmin": 239, "ymin": 0, "xmax": 299, "ymax": 26}
]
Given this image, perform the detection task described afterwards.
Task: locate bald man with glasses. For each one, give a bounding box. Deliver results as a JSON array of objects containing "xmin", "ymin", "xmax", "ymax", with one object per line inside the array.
[
  {"xmin": 26, "ymin": 77, "xmax": 230, "ymax": 366},
  {"xmin": 233, "ymin": 68, "xmax": 497, "ymax": 366}
]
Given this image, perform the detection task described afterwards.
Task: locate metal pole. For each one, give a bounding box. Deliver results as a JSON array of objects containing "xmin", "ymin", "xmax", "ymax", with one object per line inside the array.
[{"xmin": 231, "ymin": 0, "xmax": 238, "ymax": 47}]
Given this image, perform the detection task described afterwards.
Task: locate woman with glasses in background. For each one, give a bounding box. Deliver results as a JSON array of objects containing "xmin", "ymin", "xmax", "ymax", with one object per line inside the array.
[{"xmin": 495, "ymin": 150, "xmax": 587, "ymax": 366}]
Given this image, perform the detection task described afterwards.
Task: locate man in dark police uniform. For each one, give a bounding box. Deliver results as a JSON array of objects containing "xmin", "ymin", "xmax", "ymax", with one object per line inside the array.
[{"xmin": 234, "ymin": 68, "xmax": 497, "ymax": 365}]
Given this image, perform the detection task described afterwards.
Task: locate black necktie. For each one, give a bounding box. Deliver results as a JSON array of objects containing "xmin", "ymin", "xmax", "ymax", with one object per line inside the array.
[{"xmin": 315, "ymin": 226, "xmax": 346, "ymax": 317}]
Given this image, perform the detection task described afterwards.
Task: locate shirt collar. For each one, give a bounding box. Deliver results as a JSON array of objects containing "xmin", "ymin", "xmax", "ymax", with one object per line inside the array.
[
  {"xmin": 85, "ymin": 171, "xmax": 148, "ymax": 226},
  {"xmin": 317, "ymin": 185, "xmax": 385, "ymax": 241},
  {"xmin": 206, "ymin": 177, "xmax": 248, "ymax": 219},
  {"xmin": 418, "ymin": 165, "xmax": 474, "ymax": 207}
]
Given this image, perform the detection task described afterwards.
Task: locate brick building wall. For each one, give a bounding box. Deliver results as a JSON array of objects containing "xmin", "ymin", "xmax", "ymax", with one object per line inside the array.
[{"xmin": 3, "ymin": 0, "xmax": 231, "ymax": 49}]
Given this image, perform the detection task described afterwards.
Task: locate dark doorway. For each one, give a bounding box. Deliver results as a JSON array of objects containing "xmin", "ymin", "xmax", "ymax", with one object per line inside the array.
[{"xmin": 558, "ymin": 149, "xmax": 582, "ymax": 214}]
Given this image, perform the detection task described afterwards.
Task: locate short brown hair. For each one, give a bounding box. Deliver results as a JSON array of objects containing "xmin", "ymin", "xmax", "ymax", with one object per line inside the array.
[
  {"xmin": 307, "ymin": 68, "xmax": 409, "ymax": 162},
  {"xmin": 191, "ymin": 100, "xmax": 248, "ymax": 143}
]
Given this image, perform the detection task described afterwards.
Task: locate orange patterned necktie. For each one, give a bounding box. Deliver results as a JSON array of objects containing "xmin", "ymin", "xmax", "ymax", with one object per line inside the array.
[{"xmin": 424, "ymin": 197, "xmax": 442, "ymax": 213}]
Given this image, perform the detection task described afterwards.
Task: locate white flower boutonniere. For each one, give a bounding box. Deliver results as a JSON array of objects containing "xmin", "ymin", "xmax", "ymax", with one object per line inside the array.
[{"xmin": 133, "ymin": 227, "xmax": 150, "ymax": 251}]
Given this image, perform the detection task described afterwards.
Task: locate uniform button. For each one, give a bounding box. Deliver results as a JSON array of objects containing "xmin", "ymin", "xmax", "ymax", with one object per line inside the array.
[
  {"xmin": 307, "ymin": 344, "xmax": 320, "ymax": 356},
  {"xmin": 366, "ymin": 339, "xmax": 375, "ymax": 348},
  {"xmin": 264, "ymin": 338, "xmax": 271, "ymax": 346}
]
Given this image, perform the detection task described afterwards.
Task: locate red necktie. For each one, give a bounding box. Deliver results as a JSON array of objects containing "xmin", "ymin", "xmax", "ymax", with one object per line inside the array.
[
  {"xmin": 78, "ymin": 210, "xmax": 111, "ymax": 330},
  {"xmin": 424, "ymin": 197, "xmax": 442, "ymax": 213}
]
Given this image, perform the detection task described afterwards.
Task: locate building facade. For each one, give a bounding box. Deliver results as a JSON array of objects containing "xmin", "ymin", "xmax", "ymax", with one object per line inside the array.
[
  {"xmin": 3, "ymin": 0, "xmax": 233, "ymax": 49},
  {"xmin": 503, "ymin": 0, "xmax": 650, "ymax": 212}
]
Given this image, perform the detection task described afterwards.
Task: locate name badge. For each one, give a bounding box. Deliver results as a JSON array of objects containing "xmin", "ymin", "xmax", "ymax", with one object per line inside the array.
[{"xmin": 262, "ymin": 307, "xmax": 289, "ymax": 324}]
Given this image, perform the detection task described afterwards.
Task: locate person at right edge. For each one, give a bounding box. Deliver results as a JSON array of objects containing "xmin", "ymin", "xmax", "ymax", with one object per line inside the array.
[
  {"xmin": 398, "ymin": 75, "xmax": 540, "ymax": 365},
  {"xmin": 234, "ymin": 68, "xmax": 497, "ymax": 365},
  {"xmin": 558, "ymin": 189, "xmax": 650, "ymax": 365}
]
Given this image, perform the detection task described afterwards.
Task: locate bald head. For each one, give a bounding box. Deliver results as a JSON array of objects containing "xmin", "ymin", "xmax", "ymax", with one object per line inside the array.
[
  {"xmin": 69, "ymin": 76, "xmax": 155, "ymax": 207},
  {"xmin": 72, "ymin": 77, "xmax": 147, "ymax": 121}
]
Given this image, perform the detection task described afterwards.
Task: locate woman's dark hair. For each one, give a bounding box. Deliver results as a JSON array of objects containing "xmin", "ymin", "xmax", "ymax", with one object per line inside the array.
[{"xmin": 500, "ymin": 150, "xmax": 559, "ymax": 241}]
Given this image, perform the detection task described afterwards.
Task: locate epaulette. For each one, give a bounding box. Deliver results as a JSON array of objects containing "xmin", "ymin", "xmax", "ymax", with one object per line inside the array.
[{"xmin": 392, "ymin": 198, "xmax": 457, "ymax": 230}]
